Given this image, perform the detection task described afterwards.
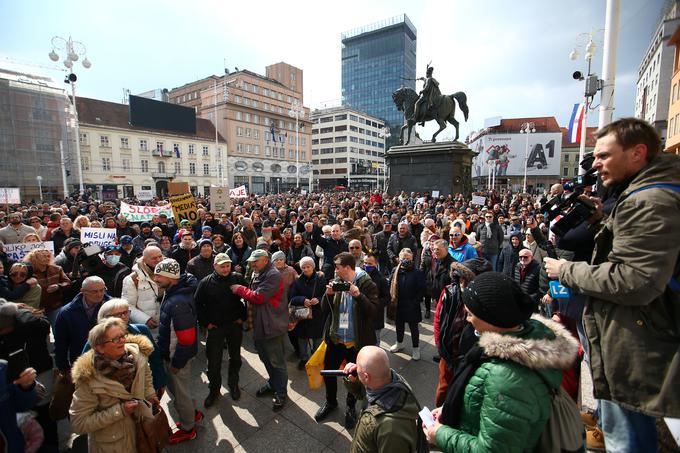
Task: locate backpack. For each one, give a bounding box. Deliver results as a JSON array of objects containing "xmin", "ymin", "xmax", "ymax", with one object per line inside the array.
[{"xmin": 533, "ymin": 371, "xmax": 584, "ymax": 453}]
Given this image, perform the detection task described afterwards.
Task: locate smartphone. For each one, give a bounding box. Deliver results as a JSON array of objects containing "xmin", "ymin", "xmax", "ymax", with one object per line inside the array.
[{"xmin": 7, "ymin": 349, "xmax": 29, "ymax": 383}]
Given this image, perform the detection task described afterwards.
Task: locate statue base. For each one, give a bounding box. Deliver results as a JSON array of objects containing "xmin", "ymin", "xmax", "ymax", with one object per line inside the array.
[{"xmin": 386, "ymin": 141, "xmax": 475, "ymax": 197}]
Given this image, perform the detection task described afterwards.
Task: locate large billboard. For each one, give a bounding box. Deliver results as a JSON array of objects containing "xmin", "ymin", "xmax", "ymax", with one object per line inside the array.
[
  {"xmin": 129, "ymin": 95, "xmax": 196, "ymax": 134},
  {"xmin": 471, "ymin": 132, "xmax": 562, "ymax": 178}
]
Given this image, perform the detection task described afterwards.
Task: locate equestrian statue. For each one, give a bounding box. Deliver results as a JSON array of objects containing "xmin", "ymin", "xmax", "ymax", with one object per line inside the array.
[{"xmin": 392, "ymin": 64, "xmax": 469, "ymax": 145}]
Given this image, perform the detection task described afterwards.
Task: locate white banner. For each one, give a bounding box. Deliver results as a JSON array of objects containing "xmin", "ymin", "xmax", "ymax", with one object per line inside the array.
[
  {"xmin": 471, "ymin": 195, "xmax": 486, "ymax": 206},
  {"xmin": 210, "ymin": 186, "xmax": 231, "ymax": 214},
  {"xmin": 470, "ymin": 132, "xmax": 562, "ymax": 178},
  {"xmin": 229, "ymin": 185, "xmax": 248, "ymax": 199},
  {"xmin": 0, "ymin": 188, "xmax": 20, "ymax": 204},
  {"xmin": 120, "ymin": 202, "xmax": 173, "ymax": 222},
  {"xmin": 80, "ymin": 227, "xmax": 117, "ymax": 247},
  {"xmin": 137, "ymin": 189, "xmax": 154, "ymax": 201},
  {"xmin": 431, "ymin": 190, "xmax": 440, "ymax": 198},
  {"xmin": 3, "ymin": 241, "xmax": 54, "ymax": 261}
]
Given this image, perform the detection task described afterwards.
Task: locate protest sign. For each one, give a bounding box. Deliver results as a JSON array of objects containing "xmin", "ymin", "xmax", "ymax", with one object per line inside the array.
[
  {"xmin": 170, "ymin": 193, "xmax": 199, "ymax": 224},
  {"xmin": 120, "ymin": 202, "xmax": 173, "ymax": 222},
  {"xmin": 210, "ymin": 187, "xmax": 231, "ymax": 214},
  {"xmin": 229, "ymin": 185, "xmax": 248, "ymax": 199},
  {"xmin": 0, "ymin": 188, "xmax": 20, "ymax": 204},
  {"xmin": 168, "ymin": 182, "xmax": 189, "ymax": 195},
  {"xmin": 471, "ymin": 195, "xmax": 487, "ymax": 206},
  {"xmin": 3, "ymin": 241, "xmax": 54, "ymax": 262},
  {"xmin": 432, "ymin": 190, "xmax": 440, "ymax": 198},
  {"xmin": 80, "ymin": 227, "xmax": 117, "ymax": 247},
  {"xmin": 137, "ymin": 189, "xmax": 154, "ymax": 201}
]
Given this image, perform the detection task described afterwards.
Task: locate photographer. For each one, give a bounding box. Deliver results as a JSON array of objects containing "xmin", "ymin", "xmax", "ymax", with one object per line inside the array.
[
  {"xmin": 315, "ymin": 252, "xmax": 379, "ymax": 430},
  {"xmin": 545, "ymin": 118, "xmax": 680, "ymax": 452}
]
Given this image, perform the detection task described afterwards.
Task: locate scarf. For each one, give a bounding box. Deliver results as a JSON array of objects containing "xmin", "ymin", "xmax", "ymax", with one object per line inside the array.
[
  {"xmin": 366, "ymin": 370, "xmax": 410, "ymax": 411},
  {"xmin": 388, "ymin": 262, "xmax": 402, "ymax": 321},
  {"xmin": 93, "ymin": 350, "xmax": 137, "ymax": 392},
  {"xmin": 440, "ymin": 345, "xmax": 487, "ymax": 427}
]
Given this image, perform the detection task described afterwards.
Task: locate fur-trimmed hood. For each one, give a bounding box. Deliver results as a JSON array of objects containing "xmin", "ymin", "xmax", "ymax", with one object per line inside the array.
[
  {"xmin": 479, "ymin": 314, "xmax": 579, "ymax": 372},
  {"xmin": 71, "ymin": 334, "xmax": 154, "ymax": 385}
]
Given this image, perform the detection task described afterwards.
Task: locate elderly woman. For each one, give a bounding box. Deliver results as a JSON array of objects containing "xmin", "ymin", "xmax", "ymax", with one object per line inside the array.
[
  {"xmin": 24, "ymin": 248, "xmax": 71, "ymax": 326},
  {"xmin": 70, "ymin": 318, "xmax": 159, "ymax": 453},
  {"xmin": 7, "ymin": 263, "xmax": 42, "ymax": 308},
  {"xmin": 287, "ymin": 233, "xmax": 314, "ymax": 274},
  {"xmin": 83, "ymin": 299, "xmax": 167, "ymax": 395},
  {"xmin": 73, "ymin": 215, "xmax": 91, "ymax": 232},
  {"xmin": 22, "ymin": 232, "xmax": 42, "ymax": 243},
  {"xmin": 388, "ymin": 248, "xmax": 425, "ymax": 361},
  {"xmin": 423, "ymin": 272, "xmax": 578, "ymax": 453},
  {"xmin": 289, "ymin": 256, "xmax": 326, "ymax": 370}
]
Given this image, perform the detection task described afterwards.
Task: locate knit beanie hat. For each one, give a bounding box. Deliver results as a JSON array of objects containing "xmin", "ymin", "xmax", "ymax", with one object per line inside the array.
[
  {"xmin": 463, "ymin": 272, "xmax": 534, "ymax": 328},
  {"xmin": 63, "ymin": 237, "xmax": 82, "ymax": 252},
  {"xmin": 271, "ymin": 251, "xmax": 286, "ymax": 262},
  {"xmin": 299, "ymin": 256, "xmax": 315, "ymax": 269},
  {"xmin": 198, "ymin": 238, "xmax": 213, "ymax": 249},
  {"xmin": 155, "ymin": 258, "xmax": 181, "ymax": 279}
]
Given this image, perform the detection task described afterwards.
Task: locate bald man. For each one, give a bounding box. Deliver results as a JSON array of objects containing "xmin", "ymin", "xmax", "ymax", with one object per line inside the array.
[
  {"xmin": 344, "ymin": 346, "xmax": 424, "ymax": 453},
  {"xmin": 348, "ymin": 239, "xmax": 365, "ymax": 268}
]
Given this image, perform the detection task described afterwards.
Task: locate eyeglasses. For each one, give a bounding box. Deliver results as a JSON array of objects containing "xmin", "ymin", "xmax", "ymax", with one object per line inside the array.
[
  {"xmin": 519, "ymin": 256, "xmax": 531, "ymax": 260},
  {"xmin": 110, "ymin": 310, "xmax": 131, "ymax": 318},
  {"xmin": 484, "ymin": 216, "xmax": 493, "ymax": 219},
  {"xmin": 101, "ymin": 334, "xmax": 126, "ymax": 345},
  {"xmin": 451, "ymin": 233, "xmax": 462, "ymax": 237},
  {"xmin": 349, "ymin": 246, "xmax": 361, "ymax": 249},
  {"xmin": 9, "ymin": 272, "xmax": 27, "ymax": 277}
]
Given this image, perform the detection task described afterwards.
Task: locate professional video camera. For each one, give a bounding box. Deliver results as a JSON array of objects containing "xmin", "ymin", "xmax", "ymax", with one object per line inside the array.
[{"xmin": 541, "ymin": 152, "xmax": 598, "ymax": 237}]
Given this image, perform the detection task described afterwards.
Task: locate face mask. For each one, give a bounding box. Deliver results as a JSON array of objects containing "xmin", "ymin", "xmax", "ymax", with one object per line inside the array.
[
  {"xmin": 400, "ymin": 259, "xmax": 413, "ymax": 269},
  {"xmin": 106, "ymin": 255, "xmax": 121, "ymax": 266},
  {"xmin": 364, "ymin": 265, "xmax": 376, "ymax": 273}
]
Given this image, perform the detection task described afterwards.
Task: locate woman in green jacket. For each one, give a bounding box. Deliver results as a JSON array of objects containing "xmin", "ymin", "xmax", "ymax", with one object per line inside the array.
[{"xmin": 424, "ymin": 272, "xmax": 579, "ymax": 453}]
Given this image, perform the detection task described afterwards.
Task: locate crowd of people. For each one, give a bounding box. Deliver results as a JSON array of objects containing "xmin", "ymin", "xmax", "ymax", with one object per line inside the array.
[{"xmin": 0, "ymin": 117, "xmax": 679, "ymax": 452}]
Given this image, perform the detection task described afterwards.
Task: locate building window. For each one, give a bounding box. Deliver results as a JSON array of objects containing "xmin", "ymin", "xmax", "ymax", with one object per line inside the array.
[
  {"xmin": 79, "ymin": 132, "xmax": 88, "ymax": 145},
  {"xmin": 236, "ymin": 143, "xmax": 243, "ymax": 153},
  {"xmin": 237, "ymin": 127, "xmax": 243, "ymax": 137},
  {"xmin": 245, "ymin": 113, "xmax": 251, "ymax": 122},
  {"xmin": 141, "ymin": 160, "xmax": 149, "ymax": 173},
  {"xmin": 82, "ymin": 157, "xmax": 90, "ymax": 171},
  {"xmin": 122, "ymin": 158, "xmax": 131, "ymax": 172},
  {"xmin": 272, "ymin": 148, "xmax": 278, "ymax": 158},
  {"xmin": 203, "ymin": 163, "xmax": 210, "ymax": 175},
  {"xmin": 289, "ymin": 150, "xmax": 294, "ymax": 158},
  {"xmin": 189, "ymin": 162, "xmax": 196, "ymax": 175},
  {"xmin": 102, "ymin": 157, "xmax": 111, "ymax": 171},
  {"xmin": 235, "ymin": 95, "xmax": 241, "ymax": 104},
  {"xmin": 564, "ymin": 154, "xmax": 569, "ymax": 162},
  {"xmin": 254, "ymin": 145, "xmax": 260, "ymax": 155},
  {"xmin": 301, "ymin": 151, "xmax": 306, "ymax": 160},
  {"xmin": 139, "ymin": 139, "xmax": 148, "ymax": 151},
  {"xmin": 245, "ymin": 128, "xmax": 252, "ymax": 138},
  {"xmin": 236, "ymin": 111, "xmax": 243, "ymax": 121},
  {"xmin": 253, "ymin": 114, "xmax": 259, "ymax": 124},
  {"xmin": 246, "ymin": 144, "xmax": 252, "ymax": 154},
  {"xmin": 156, "ymin": 141, "xmax": 164, "ymax": 154},
  {"xmin": 253, "ymin": 129, "xmax": 259, "ymax": 139},
  {"xmin": 563, "ymin": 167, "xmax": 569, "ymax": 177},
  {"xmin": 265, "ymin": 131, "xmax": 271, "ymax": 141},
  {"xmin": 265, "ymin": 146, "xmax": 271, "ymax": 156},
  {"xmin": 188, "ymin": 144, "xmax": 195, "ymax": 155},
  {"xmin": 174, "ymin": 162, "xmax": 181, "ymax": 175},
  {"xmin": 158, "ymin": 162, "xmax": 166, "ymax": 173},
  {"xmin": 173, "ymin": 143, "xmax": 180, "ymax": 156},
  {"xmin": 100, "ymin": 135, "xmax": 110, "ymax": 147},
  {"xmin": 120, "ymin": 137, "xmax": 129, "ymax": 149},
  {"xmin": 202, "ymin": 145, "xmax": 209, "ymax": 156}
]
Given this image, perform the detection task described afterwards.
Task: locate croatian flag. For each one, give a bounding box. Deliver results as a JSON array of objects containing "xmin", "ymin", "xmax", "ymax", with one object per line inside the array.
[{"xmin": 568, "ymin": 103, "xmax": 585, "ymax": 144}]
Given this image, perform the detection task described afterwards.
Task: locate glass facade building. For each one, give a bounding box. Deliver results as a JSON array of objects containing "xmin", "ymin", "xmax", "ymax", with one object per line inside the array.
[{"xmin": 341, "ymin": 14, "xmax": 417, "ymax": 148}]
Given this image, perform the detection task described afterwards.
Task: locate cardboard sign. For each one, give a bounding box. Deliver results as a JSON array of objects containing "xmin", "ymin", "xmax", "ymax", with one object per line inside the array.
[
  {"xmin": 168, "ymin": 182, "xmax": 189, "ymax": 196},
  {"xmin": 471, "ymin": 195, "xmax": 486, "ymax": 206},
  {"xmin": 137, "ymin": 189, "xmax": 154, "ymax": 201},
  {"xmin": 170, "ymin": 193, "xmax": 199, "ymax": 225},
  {"xmin": 120, "ymin": 202, "xmax": 173, "ymax": 222},
  {"xmin": 0, "ymin": 188, "xmax": 20, "ymax": 204},
  {"xmin": 80, "ymin": 227, "xmax": 117, "ymax": 247},
  {"xmin": 210, "ymin": 186, "xmax": 231, "ymax": 214},
  {"xmin": 549, "ymin": 280, "xmax": 571, "ymax": 299},
  {"xmin": 432, "ymin": 190, "xmax": 440, "ymax": 198},
  {"xmin": 229, "ymin": 185, "xmax": 248, "ymax": 199},
  {"xmin": 3, "ymin": 241, "xmax": 54, "ymax": 261}
]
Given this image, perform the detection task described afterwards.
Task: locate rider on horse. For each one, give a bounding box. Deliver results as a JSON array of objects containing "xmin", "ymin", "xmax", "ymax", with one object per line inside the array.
[{"xmin": 413, "ymin": 65, "xmax": 440, "ymax": 126}]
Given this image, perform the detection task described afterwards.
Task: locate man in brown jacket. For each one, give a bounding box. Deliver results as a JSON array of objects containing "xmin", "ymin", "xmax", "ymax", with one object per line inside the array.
[{"xmin": 545, "ymin": 118, "xmax": 680, "ymax": 452}]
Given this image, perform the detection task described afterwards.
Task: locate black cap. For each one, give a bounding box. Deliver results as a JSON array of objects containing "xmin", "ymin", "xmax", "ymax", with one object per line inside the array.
[
  {"xmin": 463, "ymin": 272, "xmax": 534, "ymax": 328},
  {"xmin": 140, "ymin": 222, "xmax": 151, "ymax": 228}
]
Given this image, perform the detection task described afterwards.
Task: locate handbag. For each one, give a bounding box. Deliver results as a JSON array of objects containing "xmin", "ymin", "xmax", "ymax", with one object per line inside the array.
[
  {"xmin": 135, "ymin": 402, "xmax": 171, "ymax": 453},
  {"xmin": 287, "ymin": 274, "xmax": 318, "ymax": 330},
  {"xmin": 49, "ymin": 370, "xmax": 74, "ymax": 421}
]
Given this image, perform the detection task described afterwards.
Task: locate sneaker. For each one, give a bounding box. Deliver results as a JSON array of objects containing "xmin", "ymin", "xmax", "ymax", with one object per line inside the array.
[
  {"xmin": 272, "ymin": 393, "xmax": 286, "ymax": 412},
  {"xmin": 204, "ymin": 390, "xmax": 220, "ymax": 408},
  {"xmin": 345, "ymin": 405, "xmax": 358, "ymax": 430},
  {"xmin": 586, "ymin": 426, "xmax": 605, "ymax": 451},
  {"xmin": 168, "ymin": 427, "xmax": 197, "ymax": 445},
  {"xmin": 314, "ymin": 401, "xmax": 338, "ymax": 422},
  {"xmin": 580, "ymin": 411, "xmax": 598, "ymax": 427},
  {"xmin": 411, "ymin": 346, "xmax": 420, "ymax": 361},
  {"xmin": 256, "ymin": 384, "xmax": 273, "ymax": 397},
  {"xmin": 175, "ymin": 410, "xmax": 204, "ymax": 428},
  {"xmin": 389, "ymin": 342, "xmax": 404, "ymax": 353},
  {"xmin": 297, "ymin": 359, "xmax": 307, "ymax": 370},
  {"xmin": 229, "ymin": 385, "xmax": 241, "ymax": 401}
]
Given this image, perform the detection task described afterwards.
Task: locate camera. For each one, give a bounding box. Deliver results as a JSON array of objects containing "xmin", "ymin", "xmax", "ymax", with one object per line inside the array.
[
  {"xmin": 540, "ymin": 153, "xmax": 598, "ymax": 237},
  {"xmin": 331, "ymin": 279, "xmax": 351, "ymax": 292},
  {"xmin": 75, "ymin": 242, "xmax": 105, "ymax": 275}
]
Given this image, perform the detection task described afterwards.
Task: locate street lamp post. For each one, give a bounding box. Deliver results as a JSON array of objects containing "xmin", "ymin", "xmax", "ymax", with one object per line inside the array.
[
  {"xmin": 519, "ymin": 122, "xmax": 536, "ymax": 193},
  {"xmin": 378, "ymin": 127, "xmax": 391, "ymax": 192},
  {"xmin": 36, "ymin": 176, "xmax": 43, "ymax": 201},
  {"xmin": 288, "ymin": 100, "xmax": 305, "ymax": 189},
  {"xmin": 49, "ymin": 36, "xmax": 91, "ymax": 196}
]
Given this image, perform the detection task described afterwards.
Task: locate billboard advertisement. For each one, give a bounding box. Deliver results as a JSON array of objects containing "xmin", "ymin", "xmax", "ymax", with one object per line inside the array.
[{"xmin": 471, "ymin": 132, "xmax": 562, "ymax": 178}]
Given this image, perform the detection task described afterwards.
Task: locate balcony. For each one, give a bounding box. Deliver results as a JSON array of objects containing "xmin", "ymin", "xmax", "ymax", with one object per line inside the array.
[{"xmin": 151, "ymin": 172, "xmax": 176, "ymax": 179}]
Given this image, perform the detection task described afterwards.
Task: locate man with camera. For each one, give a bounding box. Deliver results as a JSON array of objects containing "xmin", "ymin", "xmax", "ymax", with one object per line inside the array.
[
  {"xmin": 315, "ymin": 252, "xmax": 379, "ymax": 429},
  {"xmin": 545, "ymin": 118, "xmax": 680, "ymax": 452}
]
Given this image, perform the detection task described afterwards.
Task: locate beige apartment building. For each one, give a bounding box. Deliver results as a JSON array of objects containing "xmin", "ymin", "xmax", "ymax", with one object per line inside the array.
[{"xmin": 169, "ymin": 62, "xmax": 312, "ymax": 193}]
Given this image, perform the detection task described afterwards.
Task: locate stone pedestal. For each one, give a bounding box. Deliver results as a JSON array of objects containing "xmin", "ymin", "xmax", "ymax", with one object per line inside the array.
[{"xmin": 386, "ymin": 141, "xmax": 475, "ymax": 196}]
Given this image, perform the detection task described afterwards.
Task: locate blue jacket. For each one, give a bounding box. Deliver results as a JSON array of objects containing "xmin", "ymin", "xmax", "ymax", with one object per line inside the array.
[
  {"xmin": 158, "ymin": 274, "xmax": 198, "ymax": 369},
  {"xmin": 448, "ymin": 236, "xmax": 478, "ymax": 263},
  {"xmin": 0, "ymin": 361, "xmax": 38, "ymax": 453},
  {"xmin": 54, "ymin": 292, "xmax": 112, "ymax": 370}
]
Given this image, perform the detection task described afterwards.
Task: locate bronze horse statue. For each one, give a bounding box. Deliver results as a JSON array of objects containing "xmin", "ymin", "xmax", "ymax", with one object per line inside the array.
[{"xmin": 392, "ymin": 87, "xmax": 469, "ymax": 145}]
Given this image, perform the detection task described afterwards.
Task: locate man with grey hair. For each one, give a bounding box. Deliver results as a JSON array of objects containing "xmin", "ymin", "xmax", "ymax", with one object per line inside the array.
[
  {"xmin": 348, "ymin": 239, "xmax": 365, "ymax": 268},
  {"xmin": 123, "ymin": 245, "xmax": 165, "ymax": 332},
  {"xmin": 54, "ymin": 276, "xmax": 111, "ymax": 373}
]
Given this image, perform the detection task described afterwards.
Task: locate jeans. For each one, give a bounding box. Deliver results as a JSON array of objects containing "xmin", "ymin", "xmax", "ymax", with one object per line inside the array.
[
  {"xmin": 254, "ymin": 335, "xmax": 288, "ymax": 395},
  {"xmin": 486, "ymin": 253, "xmax": 499, "ymax": 272},
  {"xmin": 600, "ymin": 399, "xmax": 659, "ymax": 452},
  {"xmin": 396, "ymin": 320, "xmax": 419, "ymax": 347},
  {"xmin": 375, "ymin": 329, "xmax": 382, "ymax": 346},
  {"xmin": 206, "ymin": 323, "xmax": 243, "ymax": 391},
  {"xmin": 165, "ymin": 359, "xmax": 196, "ymax": 431},
  {"xmin": 298, "ymin": 337, "xmax": 322, "ymax": 362},
  {"xmin": 323, "ymin": 340, "xmax": 358, "ymax": 406}
]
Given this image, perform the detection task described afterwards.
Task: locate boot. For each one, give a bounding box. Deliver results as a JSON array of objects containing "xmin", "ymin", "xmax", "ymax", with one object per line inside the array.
[
  {"xmin": 390, "ymin": 342, "xmax": 404, "ymax": 353},
  {"xmin": 411, "ymin": 346, "xmax": 420, "ymax": 361},
  {"xmin": 204, "ymin": 390, "xmax": 220, "ymax": 408},
  {"xmin": 314, "ymin": 401, "xmax": 338, "ymax": 422}
]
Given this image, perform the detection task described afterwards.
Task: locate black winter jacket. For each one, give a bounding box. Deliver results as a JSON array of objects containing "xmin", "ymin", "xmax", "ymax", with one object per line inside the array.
[
  {"xmin": 195, "ymin": 271, "xmax": 248, "ymax": 327},
  {"xmin": 186, "ymin": 254, "xmax": 215, "ymax": 282},
  {"xmin": 0, "ymin": 307, "xmax": 53, "ymax": 374},
  {"xmin": 513, "ymin": 260, "xmax": 541, "ymax": 306},
  {"xmin": 289, "ymin": 271, "xmax": 326, "ymax": 339},
  {"xmin": 368, "ymin": 268, "xmax": 390, "ymax": 330}
]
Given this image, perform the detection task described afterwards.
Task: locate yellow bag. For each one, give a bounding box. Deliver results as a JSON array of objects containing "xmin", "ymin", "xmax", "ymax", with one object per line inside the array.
[{"xmin": 305, "ymin": 341, "xmax": 327, "ymax": 390}]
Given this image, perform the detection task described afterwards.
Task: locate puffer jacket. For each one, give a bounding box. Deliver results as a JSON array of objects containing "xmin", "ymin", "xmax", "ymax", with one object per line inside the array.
[
  {"xmin": 560, "ymin": 152, "xmax": 680, "ymax": 417},
  {"xmin": 512, "ymin": 260, "xmax": 541, "ymax": 306},
  {"xmin": 157, "ymin": 274, "xmax": 198, "ymax": 370},
  {"xmin": 447, "ymin": 236, "xmax": 478, "ymax": 263},
  {"xmin": 186, "ymin": 254, "xmax": 215, "ymax": 282},
  {"xmin": 389, "ymin": 266, "xmax": 425, "ymax": 323},
  {"xmin": 435, "ymin": 316, "xmax": 578, "ymax": 453},
  {"xmin": 122, "ymin": 258, "xmax": 162, "ymax": 328},
  {"xmin": 70, "ymin": 336, "xmax": 156, "ymax": 453}
]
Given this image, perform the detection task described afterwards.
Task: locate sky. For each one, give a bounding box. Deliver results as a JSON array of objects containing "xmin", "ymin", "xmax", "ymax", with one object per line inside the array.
[{"xmin": 0, "ymin": 0, "xmax": 668, "ymax": 141}]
